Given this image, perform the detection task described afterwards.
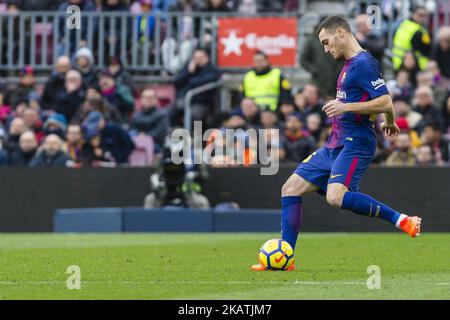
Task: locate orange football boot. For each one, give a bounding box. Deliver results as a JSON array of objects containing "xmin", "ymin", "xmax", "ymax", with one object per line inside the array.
[
  {"xmin": 250, "ymin": 261, "xmax": 296, "ymax": 271},
  {"xmin": 399, "ymin": 216, "xmax": 422, "ymax": 237}
]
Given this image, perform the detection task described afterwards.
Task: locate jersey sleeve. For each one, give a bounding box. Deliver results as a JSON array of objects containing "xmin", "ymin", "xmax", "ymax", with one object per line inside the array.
[{"xmin": 356, "ymin": 57, "xmax": 389, "ymax": 100}]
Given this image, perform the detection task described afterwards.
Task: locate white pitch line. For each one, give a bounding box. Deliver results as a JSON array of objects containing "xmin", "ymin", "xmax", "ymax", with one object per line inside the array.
[{"xmin": 0, "ymin": 280, "xmax": 449, "ymax": 286}]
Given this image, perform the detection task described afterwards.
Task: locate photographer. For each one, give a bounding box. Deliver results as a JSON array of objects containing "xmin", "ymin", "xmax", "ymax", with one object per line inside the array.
[{"xmin": 144, "ymin": 140, "xmax": 210, "ymax": 209}]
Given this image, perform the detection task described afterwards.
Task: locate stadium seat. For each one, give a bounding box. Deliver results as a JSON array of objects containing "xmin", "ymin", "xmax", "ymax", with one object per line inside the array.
[
  {"xmin": 152, "ymin": 84, "xmax": 176, "ymax": 108},
  {"xmin": 128, "ymin": 134, "xmax": 155, "ymax": 167},
  {"xmin": 34, "ymin": 22, "xmax": 53, "ymax": 65}
]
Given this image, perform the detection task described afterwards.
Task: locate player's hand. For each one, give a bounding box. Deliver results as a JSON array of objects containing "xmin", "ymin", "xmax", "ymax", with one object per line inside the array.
[
  {"xmin": 381, "ymin": 121, "xmax": 400, "ymax": 138},
  {"xmin": 322, "ymin": 100, "xmax": 347, "ymax": 117}
]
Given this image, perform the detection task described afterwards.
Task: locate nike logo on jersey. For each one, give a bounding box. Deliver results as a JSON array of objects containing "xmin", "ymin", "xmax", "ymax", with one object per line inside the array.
[{"xmin": 330, "ymin": 174, "xmax": 343, "ymax": 179}]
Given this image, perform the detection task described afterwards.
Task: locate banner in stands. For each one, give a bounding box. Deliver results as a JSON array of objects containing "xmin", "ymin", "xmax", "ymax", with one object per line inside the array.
[{"xmin": 217, "ymin": 17, "xmax": 298, "ymax": 67}]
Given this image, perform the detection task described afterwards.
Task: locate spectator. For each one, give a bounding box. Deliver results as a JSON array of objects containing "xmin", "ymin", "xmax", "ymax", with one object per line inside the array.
[
  {"xmin": 232, "ymin": 98, "xmax": 260, "ymax": 128},
  {"xmin": 55, "ymin": 70, "xmax": 86, "ymax": 123},
  {"xmin": 426, "ymin": 60, "xmax": 450, "ymax": 89},
  {"xmin": 162, "ymin": 0, "xmax": 200, "ymax": 75},
  {"xmin": 100, "ymin": 0, "xmax": 131, "ymax": 61},
  {"xmin": 40, "ymin": 56, "xmax": 71, "ymax": 111},
  {"xmin": 8, "ymin": 130, "xmax": 38, "ymax": 166},
  {"xmin": 260, "ymin": 109, "xmax": 279, "ymax": 130},
  {"xmin": 395, "ymin": 116, "xmax": 421, "ymax": 149},
  {"xmin": 420, "ymin": 123, "xmax": 449, "ymax": 164},
  {"xmin": 257, "ymin": 0, "xmax": 284, "ymax": 12},
  {"xmin": 204, "ymin": 0, "xmax": 229, "ymax": 12},
  {"xmin": 4, "ymin": 117, "xmax": 26, "ymax": 154},
  {"xmin": 23, "ymin": 108, "xmax": 44, "ymax": 143},
  {"xmin": 302, "ymin": 83, "xmax": 325, "ymax": 122},
  {"xmin": 80, "ymin": 130, "xmax": 115, "ymax": 166},
  {"xmin": 66, "ymin": 124, "xmax": 85, "ymax": 164},
  {"xmin": 241, "ymin": 51, "xmax": 292, "ymax": 112},
  {"xmin": 392, "ymin": 5, "xmax": 431, "ymax": 71},
  {"xmin": 106, "ymin": 56, "xmax": 135, "ymax": 92},
  {"xmin": 0, "ymin": 88, "xmax": 12, "ymax": 125},
  {"xmin": 442, "ymin": 94, "xmax": 450, "ymax": 134},
  {"xmin": 300, "ymin": 29, "xmax": 343, "ymax": 98},
  {"xmin": 43, "ymin": 113, "xmax": 67, "ymax": 140},
  {"xmin": 29, "ymin": 134, "xmax": 73, "ymax": 167},
  {"xmin": 431, "ymin": 26, "xmax": 450, "ymax": 79},
  {"xmin": 413, "ymin": 86, "xmax": 442, "ymax": 131},
  {"xmin": 73, "ymin": 87, "xmax": 122, "ymax": 124},
  {"xmin": 134, "ymin": 0, "xmax": 156, "ymax": 64},
  {"xmin": 151, "ymin": 0, "xmax": 176, "ymax": 12},
  {"xmin": 282, "ymin": 113, "xmax": 317, "ymax": 163},
  {"xmin": 278, "ymin": 100, "xmax": 296, "ymax": 122},
  {"xmin": 237, "ymin": 0, "xmax": 257, "ymax": 15},
  {"xmin": 168, "ymin": 0, "xmax": 202, "ymax": 39},
  {"xmin": 415, "ymin": 144, "xmax": 435, "ymax": 165},
  {"xmin": 201, "ymin": 0, "xmax": 230, "ymax": 47},
  {"xmin": 21, "ymin": 0, "xmax": 61, "ymax": 11},
  {"xmin": 73, "ymin": 47, "xmax": 98, "ymax": 88},
  {"xmin": 5, "ymin": 66, "xmax": 38, "ymax": 108},
  {"xmin": 416, "ymin": 69, "xmax": 448, "ymax": 108},
  {"xmin": 98, "ymin": 70, "xmax": 135, "ymax": 121},
  {"xmin": 399, "ymin": 51, "xmax": 420, "ymax": 86},
  {"xmin": 354, "ymin": 14, "xmax": 386, "ymax": 65},
  {"xmin": 173, "ymin": 47, "xmax": 221, "ymax": 127},
  {"xmin": 130, "ymin": 88, "xmax": 169, "ymax": 149},
  {"xmin": 305, "ymin": 113, "xmax": 323, "ymax": 143},
  {"xmin": 0, "ymin": 131, "xmax": 9, "ymax": 166},
  {"xmin": 387, "ymin": 69, "xmax": 414, "ymax": 101},
  {"xmin": 57, "ymin": 0, "xmax": 97, "ymax": 56},
  {"xmin": 394, "ymin": 97, "xmax": 423, "ymax": 130},
  {"xmin": 385, "ymin": 132, "xmax": 415, "ymax": 166},
  {"xmin": 82, "ymin": 111, "xmax": 134, "ymax": 164}
]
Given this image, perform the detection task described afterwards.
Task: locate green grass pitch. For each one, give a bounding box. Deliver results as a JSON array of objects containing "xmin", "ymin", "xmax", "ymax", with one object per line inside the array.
[{"xmin": 0, "ymin": 233, "xmax": 449, "ymax": 299}]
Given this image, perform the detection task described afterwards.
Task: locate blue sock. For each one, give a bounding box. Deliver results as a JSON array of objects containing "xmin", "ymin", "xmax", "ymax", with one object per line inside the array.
[
  {"xmin": 281, "ymin": 196, "xmax": 303, "ymax": 249},
  {"xmin": 341, "ymin": 192, "xmax": 401, "ymax": 225}
]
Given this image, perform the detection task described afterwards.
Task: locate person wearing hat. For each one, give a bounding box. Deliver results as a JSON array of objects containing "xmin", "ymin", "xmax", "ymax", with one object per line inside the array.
[
  {"xmin": 5, "ymin": 66, "xmax": 38, "ymax": 109},
  {"xmin": 43, "ymin": 113, "xmax": 68, "ymax": 140},
  {"xmin": 82, "ymin": 111, "xmax": 134, "ymax": 164},
  {"xmin": 74, "ymin": 47, "xmax": 99, "ymax": 88}
]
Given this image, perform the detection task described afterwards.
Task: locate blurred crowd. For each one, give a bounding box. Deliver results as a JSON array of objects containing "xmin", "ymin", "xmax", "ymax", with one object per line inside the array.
[{"xmin": 0, "ymin": 0, "xmax": 449, "ymax": 167}]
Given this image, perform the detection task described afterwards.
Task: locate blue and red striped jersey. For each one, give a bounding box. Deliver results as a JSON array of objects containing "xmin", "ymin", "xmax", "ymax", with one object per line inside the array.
[{"xmin": 326, "ymin": 51, "xmax": 389, "ymax": 149}]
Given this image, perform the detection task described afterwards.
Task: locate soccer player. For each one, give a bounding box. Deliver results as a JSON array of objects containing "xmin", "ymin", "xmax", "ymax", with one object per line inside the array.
[{"xmin": 252, "ymin": 16, "xmax": 422, "ymax": 271}]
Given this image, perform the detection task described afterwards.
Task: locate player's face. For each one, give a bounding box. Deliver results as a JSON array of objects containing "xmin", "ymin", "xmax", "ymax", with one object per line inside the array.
[{"xmin": 319, "ymin": 28, "xmax": 345, "ymax": 59}]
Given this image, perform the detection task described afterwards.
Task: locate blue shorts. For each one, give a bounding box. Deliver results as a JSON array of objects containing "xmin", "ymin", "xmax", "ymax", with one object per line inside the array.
[{"xmin": 294, "ymin": 137, "xmax": 376, "ymax": 194}]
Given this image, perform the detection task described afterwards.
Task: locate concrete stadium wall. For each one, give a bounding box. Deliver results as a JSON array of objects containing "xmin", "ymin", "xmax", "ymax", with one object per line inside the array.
[{"xmin": 0, "ymin": 167, "xmax": 449, "ymax": 232}]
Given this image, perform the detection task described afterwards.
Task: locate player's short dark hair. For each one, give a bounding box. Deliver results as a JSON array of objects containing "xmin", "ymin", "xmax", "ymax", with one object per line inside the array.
[{"xmin": 315, "ymin": 16, "xmax": 351, "ymax": 35}]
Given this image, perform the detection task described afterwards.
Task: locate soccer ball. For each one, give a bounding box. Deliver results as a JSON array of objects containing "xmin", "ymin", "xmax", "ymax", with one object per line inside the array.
[{"xmin": 258, "ymin": 239, "xmax": 294, "ymax": 270}]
